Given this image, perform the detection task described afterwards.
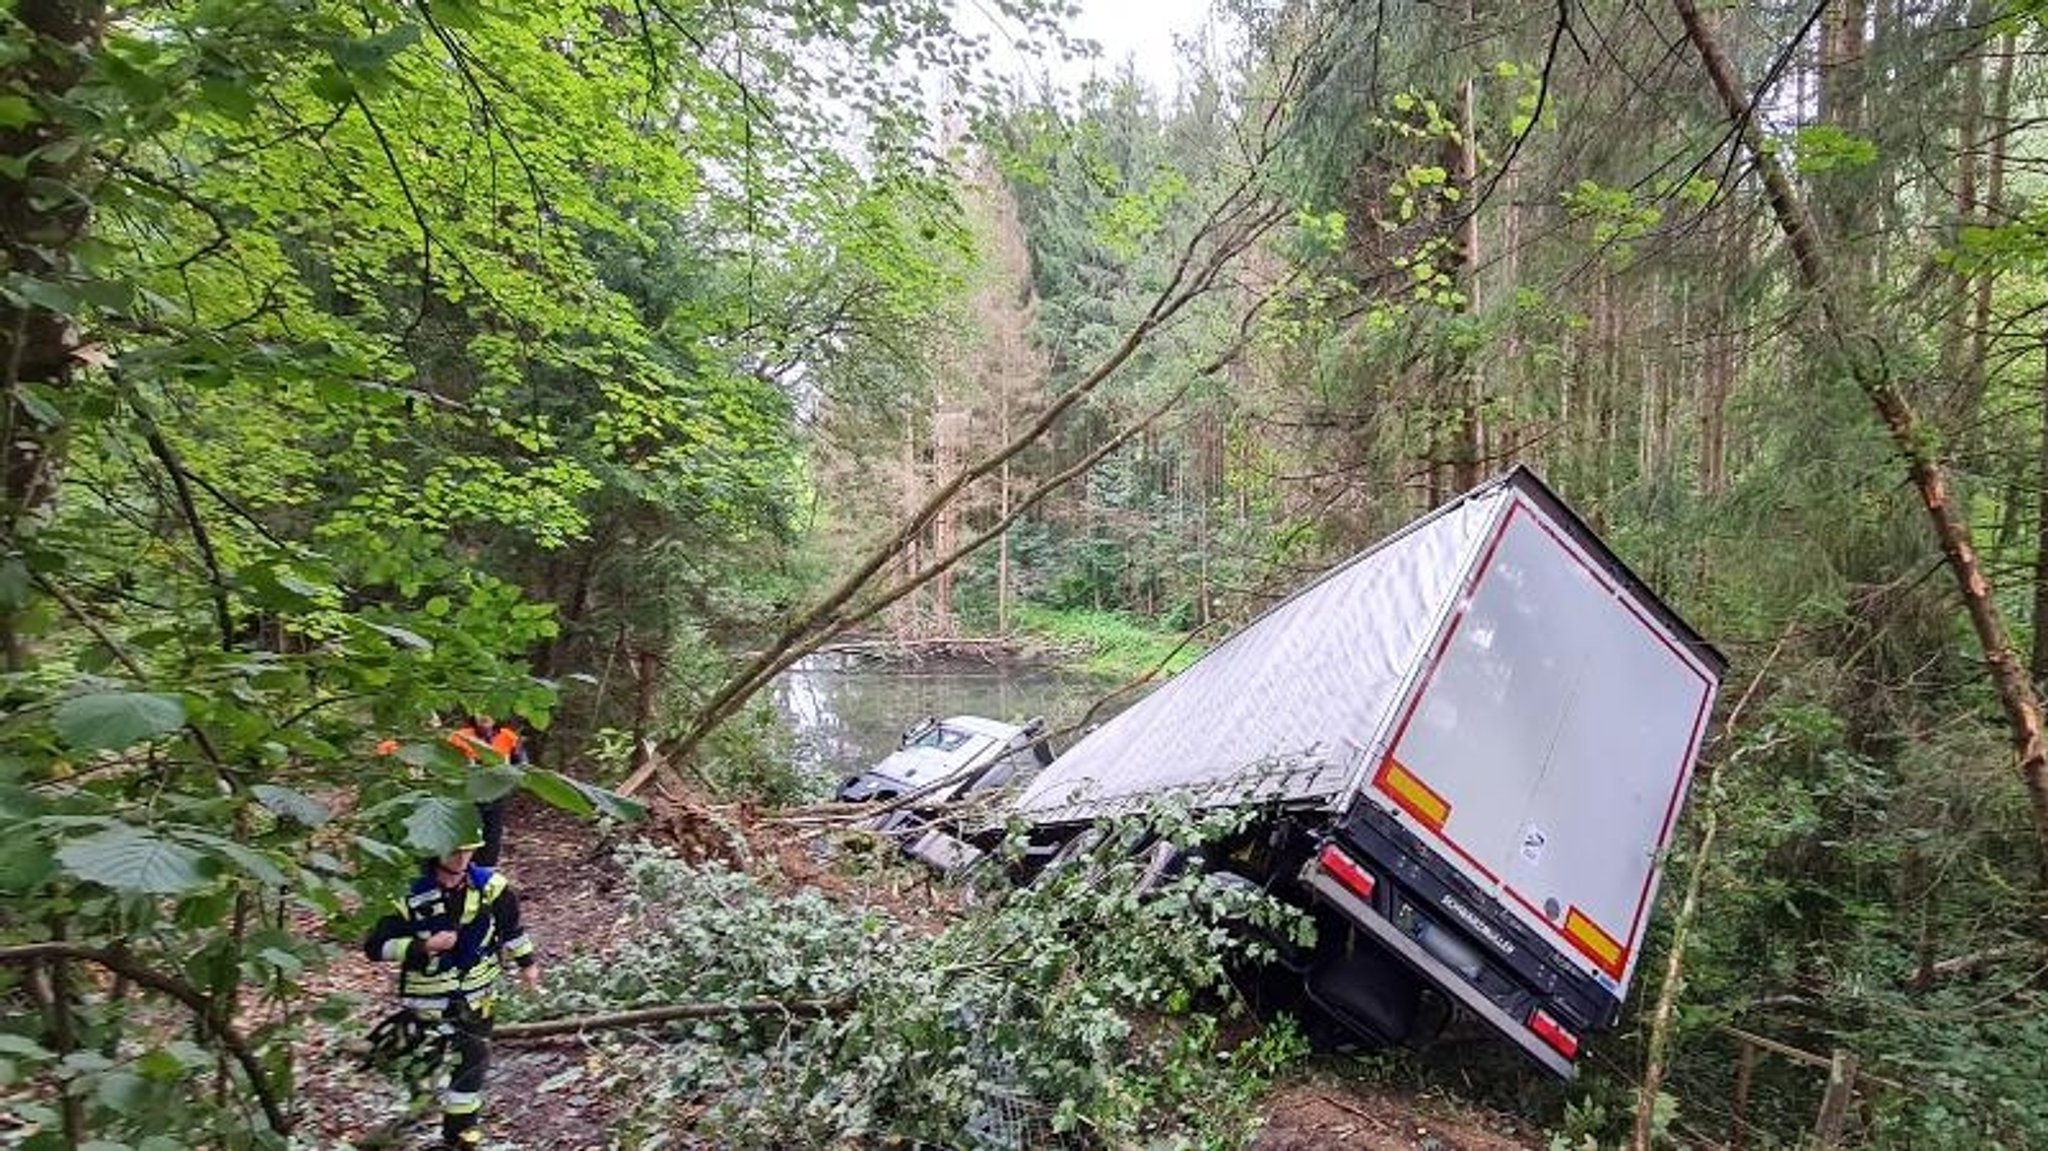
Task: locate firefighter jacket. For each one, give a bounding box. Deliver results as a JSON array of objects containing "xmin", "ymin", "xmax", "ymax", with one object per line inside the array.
[{"xmin": 363, "ymin": 864, "xmax": 536, "ymax": 1013}]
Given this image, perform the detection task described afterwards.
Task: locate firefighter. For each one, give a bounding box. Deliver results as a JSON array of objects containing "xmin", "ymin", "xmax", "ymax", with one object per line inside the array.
[
  {"xmin": 448, "ymin": 713, "xmax": 527, "ymax": 867},
  {"xmin": 363, "ymin": 841, "xmax": 539, "ymax": 1150}
]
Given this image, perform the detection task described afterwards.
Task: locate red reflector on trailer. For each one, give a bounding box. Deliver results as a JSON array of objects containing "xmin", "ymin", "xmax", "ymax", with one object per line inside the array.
[
  {"xmin": 1317, "ymin": 844, "xmax": 1377, "ymax": 902},
  {"xmin": 1529, "ymin": 1008, "xmax": 1580, "ymax": 1061}
]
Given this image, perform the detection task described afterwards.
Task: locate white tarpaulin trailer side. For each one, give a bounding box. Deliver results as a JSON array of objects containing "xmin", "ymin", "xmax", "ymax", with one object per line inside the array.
[
  {"xmin": 1013, "ymin": 467, "xmax": 1724, "ymax": 1001},
  {"xmin": 1012, "ymin": 479, "xmax": 1503, "ymax": 822}
]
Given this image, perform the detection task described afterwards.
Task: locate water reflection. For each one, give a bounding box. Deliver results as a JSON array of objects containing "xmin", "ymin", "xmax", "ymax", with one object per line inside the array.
[{"xmin": 772, "ymin": 653, "xmax": 1126, "ymax": 785}]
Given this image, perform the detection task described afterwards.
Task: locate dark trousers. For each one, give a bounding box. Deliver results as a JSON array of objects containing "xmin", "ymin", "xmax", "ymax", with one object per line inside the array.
[
  {"xmin": 440, "ymin": 1011, "xmax": 493, "ymax": 1143},
  {"xmin": 475, "ymin": 799, "xmax": 506, "ymax": 867}
]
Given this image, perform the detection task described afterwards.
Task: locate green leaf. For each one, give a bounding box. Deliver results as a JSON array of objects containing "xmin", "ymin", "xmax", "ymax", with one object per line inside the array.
[
  {"xmin": 56, "ymin": 826, "xmax": 207, "ymax": 895},
  {"xmin": 198, "ymin": 78, "xmax": 256, "ymax": 120},
  {"xmin": 0, "ymin": 273, "xmax": 78, "ymax": 315},
  {"xmin": 307, "ymin": 65, "xmax": 355, "ymax": 104},
  {"xmin": 0, "ymin": 831, "xmax": 57, "ymax": 893},
  {"xmin": 52, "ymin": 691, "xmax": 186, "ymax": 751},
  {"xmin": 72, "ymin": 277, "xmax": 134, "ymax": 312},
  {"xmin": 252, "ymin": 784, "xmax": 332, "ymax": 827},
  {"xmin": 402, "ymin": 798, "xmax": 481, "ymax": 855},
  {"xmin": 15, "ymin": 385, "xmax": 59, "ymax": 429},
  {"xmin": 331, "ymin": 24, "xmax": 423, "ymax": 75},
  {"xmin": 1792, "ymin": 124, "xmax": 1878, "ymax": 174},
  {"xmin": 0, "ymin": 1034, "xmax": 51, "ymax": 1059},
  {"xmin": 0, "ymin": 96, "xmax": 37, "ymax": 129},
  {"xmin": 521, "ymin": 769, "xmax": 593, "ymax": 817},
  {"xmin": 179, "ymin": 831, "xmax": 287, "ymax": 887},
  {"xmin": 367, "ymin": 622, "xmax": 432, "ymax": 650},
  {"xmin": 526, "ymin": 770, "xmax": 645, "ymax": 823},
  {"xmin": 428, "ymin": 0, "xmax": 488, "ymax": 28},
  {"xmin": 92, "ymin": 1069, "xmax": 148, "ymax": 1111},
  {"xmin": 465, "ymin": 766, "xmax": 521, "ymax": 802}
]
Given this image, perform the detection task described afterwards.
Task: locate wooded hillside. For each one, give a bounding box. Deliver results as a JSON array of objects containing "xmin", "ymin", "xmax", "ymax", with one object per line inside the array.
[{"xmin": 5, "ymin": 0, "xmax": 2048, "ymax": 1147}]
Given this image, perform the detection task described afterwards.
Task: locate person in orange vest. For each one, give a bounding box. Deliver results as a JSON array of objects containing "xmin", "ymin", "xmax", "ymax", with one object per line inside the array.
[{"xmin": 448, "ymin": 713, "xmax": 527, "ymax": 868}]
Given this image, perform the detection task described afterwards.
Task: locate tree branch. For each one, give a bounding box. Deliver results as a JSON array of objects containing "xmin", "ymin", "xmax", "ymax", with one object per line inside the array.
[
  {"xmin": 493, "ymin": 995, "xmax": 852, "ymax": 1042},
  {"xmin": 0, "ymin": 942, "xmax": 294, "ymax": 1135}
]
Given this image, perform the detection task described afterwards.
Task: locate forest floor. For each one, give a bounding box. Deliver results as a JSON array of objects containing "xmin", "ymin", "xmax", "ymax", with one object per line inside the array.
[{"xmin": 292, "ymin": 792, "xmax": 1551, "ymax": 1150}]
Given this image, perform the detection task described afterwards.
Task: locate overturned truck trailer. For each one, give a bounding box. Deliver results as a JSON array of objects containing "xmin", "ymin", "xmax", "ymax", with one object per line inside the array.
[{"xmin": 1010, "ymin": 467, "xmax": 1725, "ymax": 1076}]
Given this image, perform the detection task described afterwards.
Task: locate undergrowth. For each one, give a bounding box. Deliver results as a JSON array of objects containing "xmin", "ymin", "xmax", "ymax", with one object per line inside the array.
[{"xmin": 540, "ymin": 807, "xmax": 1310, "ymax": 1148}]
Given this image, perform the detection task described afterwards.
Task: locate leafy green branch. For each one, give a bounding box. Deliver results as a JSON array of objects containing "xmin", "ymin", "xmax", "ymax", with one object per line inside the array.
[{"xmin": 0, "ymin": 940, "xmax": 295, "ymax": 1136}]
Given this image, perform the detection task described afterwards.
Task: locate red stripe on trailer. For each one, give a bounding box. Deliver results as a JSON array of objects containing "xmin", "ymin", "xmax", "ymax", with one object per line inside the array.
[
  {"xmin": 1507, "ymin": 501, "xmax": 1718, "ymax": 974},
  {"xmin": 1374, "ymin": 506, "xmax": 1518, "ymax": 804},
  {"xmin": 1525, "ymin": 513, "xmax": 1715, "ymax": 690},
  {"xmin": 1384, "ymin": 498, "xmax": 1718, "ymax": 985},
  {"xmin": 1624, "ymin": 675, "xmax": 1716, "ymax": 951}
]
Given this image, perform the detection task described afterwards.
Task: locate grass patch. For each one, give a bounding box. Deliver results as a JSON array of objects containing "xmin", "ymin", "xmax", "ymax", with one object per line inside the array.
[{"xmin": 1014, "ymin": 603, "xmax": 1207, "ymax": 680}]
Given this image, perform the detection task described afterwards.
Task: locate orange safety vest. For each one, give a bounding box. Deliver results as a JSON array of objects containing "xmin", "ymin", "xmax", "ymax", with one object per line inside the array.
[{"xmin": 449, "ymin": 725, "xmax": 521, "ymax": 764}]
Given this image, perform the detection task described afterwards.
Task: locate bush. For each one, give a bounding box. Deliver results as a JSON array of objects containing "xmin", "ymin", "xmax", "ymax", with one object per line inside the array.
[{"xmin": 544, "ymin": 807, "xmax": 1311, "ymax": 1148}]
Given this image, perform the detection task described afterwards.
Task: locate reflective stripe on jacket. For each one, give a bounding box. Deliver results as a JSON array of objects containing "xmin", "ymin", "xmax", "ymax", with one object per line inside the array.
[{"xmin": 363, "ymin": 864, "xmax": 534, "ymax": 1010}]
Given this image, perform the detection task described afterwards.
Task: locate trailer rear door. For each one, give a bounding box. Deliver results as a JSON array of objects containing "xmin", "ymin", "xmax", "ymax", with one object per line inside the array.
[{"xmin": 1364, "ymin": 492, "xmax": 1719, "ymax": 997}]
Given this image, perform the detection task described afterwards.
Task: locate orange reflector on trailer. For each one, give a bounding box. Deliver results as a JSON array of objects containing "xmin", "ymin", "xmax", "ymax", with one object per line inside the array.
[
  {"xmin": 1563, "ymin": 906, "xmax": 1626, "ymax": 979},
  {"xmin": 1529, "ymin": 1008, "xmax": 1580, "ymax": 1061},
  {"xmin": 1374, "ymin": 756, "xmax": 1451, "ymax": 832},
  {"xmin": 1317, "ymin": 843, "xmax": 1377, "ymax": 902}
]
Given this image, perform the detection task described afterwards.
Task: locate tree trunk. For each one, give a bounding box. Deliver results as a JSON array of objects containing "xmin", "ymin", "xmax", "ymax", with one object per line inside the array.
[
  {"xmin": 1966, "ymin": 28, "xmax": 2013, "ymax": 422},
  {"xmin": 2033, "ymin": 331, "xmax": 2048, "ymax": 683},
  {"xmin": 1944, "ymin": 7, "xmax": 1984, "ymax": 413},
  {"xmin": 1674, "ymin": 0, "xmax": 2048, "ymax": 871},
  {"xmin": 894, "ymin": 415, "xmax": 921, "ymax": 640},
  {"xmin": 998, "ymin": 389, "xmax": 1012, "ymax": 635},
  {"xmin": 1, "ymin": 0, "xmax": 105, "ymax": 672},
  {"xmin": 930, "ymin": 407, "xmax": 968, "ymax": 638},
  {"xmin": 1451, "ymin": 67, "xmax": 1482, "ymax": 490}
]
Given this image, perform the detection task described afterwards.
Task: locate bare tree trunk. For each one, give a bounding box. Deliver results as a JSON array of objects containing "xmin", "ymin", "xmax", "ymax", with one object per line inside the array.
[
  {"xmin": 1944, "ymin": 8, "xmax": 1984, "ymax": 410},
  {"xmin": 1597, "ymin": 273, "xmax": 1618, "ymax": 504},
  {"xmin": 1501, "ymin": 164, "xmax": 1523, "ymax": 464},
  {"xmin": 998, "ymin": 386, "xmax": 1013, "ymax": 635},
  {"xmin": 626, "ymin": 647, "xmax": 663, "ymax": 780},
  {"xmin": 1675, "ymin": 0, "xmax": 2048, "ymax": 869},
  {"xmin": 1816, "ymin": 0, "xmax": 1868, "ymax": 234},
  {"xmin": 1451, "ymin": 66, "xmax": 1483, "ymax": 491},
  {"xmin": 894, "ymin": 416, "xmax": 920, "ymax": 641},
  {"xmin": 1699, "ymin": 205, "xmax": 1747, "ymax": 497},
  {"xmin": 931, "ymin": 407, "xmax": 968, "ymax": 638},
  {"xmin": 1967, "ymin": 29, "xmax": 2013, "ymax": 417}
]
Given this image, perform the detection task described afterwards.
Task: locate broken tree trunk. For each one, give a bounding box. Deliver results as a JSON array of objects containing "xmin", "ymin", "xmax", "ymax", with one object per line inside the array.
[{"xmin": 493, "ymin": 995, "xmax": 852, "ymax": 1042}]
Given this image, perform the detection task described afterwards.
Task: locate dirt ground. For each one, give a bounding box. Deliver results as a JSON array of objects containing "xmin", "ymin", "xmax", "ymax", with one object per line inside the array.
[
  {"xmin": 1252, "ymin": 1079, "xmax": 1542, "ymax": 1150},
  {"xmin": 294, "ymin": 792, "xmax": 1548, "ymax": 1150}
]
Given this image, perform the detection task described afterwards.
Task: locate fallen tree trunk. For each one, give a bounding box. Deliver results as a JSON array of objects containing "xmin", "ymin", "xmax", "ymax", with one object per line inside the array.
[{"xmin": 494, "ymin": 995, "xmax": 853, "ymax": 1042}]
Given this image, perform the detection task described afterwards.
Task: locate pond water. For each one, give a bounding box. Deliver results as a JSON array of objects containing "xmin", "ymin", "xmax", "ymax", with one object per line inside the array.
[{"xmin": 771, "ymin": 652, "xmax": 1129, "ymax": 788}]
